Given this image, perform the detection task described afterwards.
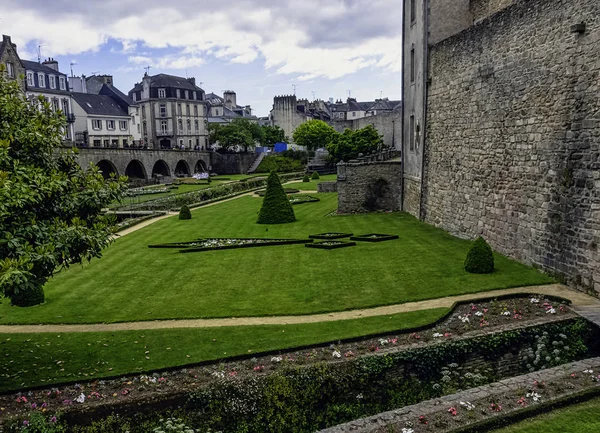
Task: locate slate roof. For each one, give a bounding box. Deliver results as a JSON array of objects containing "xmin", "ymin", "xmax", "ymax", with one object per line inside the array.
[
  {"xmin": 22, "ymin": 60, "xmax": 67, "ymax": 77},
  {"xmin": 148, "ymin": 73, "xmax": 203, "ymax": 91},
  {"xmin": 71, "ymin": 93, "xmax": 129, "ymax": 117}
]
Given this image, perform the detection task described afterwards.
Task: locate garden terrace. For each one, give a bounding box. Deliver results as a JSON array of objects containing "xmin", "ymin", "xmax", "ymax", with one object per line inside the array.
[
  {"xmin": 1, "ymin": 296, "xmax": 597, "ymax": 431},
  {"xmin": 0, "ymin": 194, "xmax": 553, "ymax": 325}
]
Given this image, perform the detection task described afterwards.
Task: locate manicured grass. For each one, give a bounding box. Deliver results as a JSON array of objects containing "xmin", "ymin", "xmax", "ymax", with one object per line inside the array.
[
  {"xmin": 0, "ymin": 308, "xmax": 448, "ymax": 392},
  {"xmin": 492, "ymin": 396, "xmax": 600, "ymax": 432},
  {"xmin": 112, "ymin": 182, "xmax": 228, "ymax": 208},
  {"xmin": 286, "ymin": 174, "xmax": 337, "ymax": 191},
  {"xmin": 211, "ymin": 174, "xmax": 267, "ymax": 181},
  {"xmin": 0, "ymin": 193, "xmax": 553, "ymax": 324}
]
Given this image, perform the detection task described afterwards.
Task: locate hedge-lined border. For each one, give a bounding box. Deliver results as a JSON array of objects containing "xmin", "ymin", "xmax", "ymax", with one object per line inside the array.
[
  {"xmin": 179, "ymin": 238, "xmax": 314, "ymax": 253},
  {"xmin": 290, "ymin": 195, "xmax": 320, "ymax": 205},
  {"xmin": 350, "ymin": 233, "xmax": 399, "ymax": 242},
  {"xmin": 255, "ymin": 188, "xmax": 301, "ymax": 197},
  {"xmin": 309, "ymin": 233, "xmax": 354, "ymax": 240},
  {"xmin": 115, "ymin": 212, "xmax": 167, "ymax": 233},
  {"xmin": 306, "ymin": 241, "xmax": 357, "ymax": 250}
]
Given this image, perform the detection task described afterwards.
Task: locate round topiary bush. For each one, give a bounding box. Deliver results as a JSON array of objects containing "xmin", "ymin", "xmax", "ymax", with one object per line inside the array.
[
  {"xmin": 311, "ymin": 171, "xmax": 320, "ymax": 180},
  {"xmin": 9, "ymin": 285, "xmax": 45, "ymax": 307},
  {"xmin": 465, "ymin": 237, "xmax": 494, "ymax": 274},
  {"xmin": 302, "ymin": 174, "xmax": 310, "ymax": 182},
  {"xmin": 179, "ymin": 204, "xmax": 192, "ymax": 220},
  {"xmin": 257, "ymin": 171, "xmax": 296, "ymax": 224}
]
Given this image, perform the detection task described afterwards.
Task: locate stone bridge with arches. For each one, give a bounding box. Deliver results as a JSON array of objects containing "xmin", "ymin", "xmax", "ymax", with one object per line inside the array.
[{"xmin": 75, "ymin": 148, "xmax": 212, "ymax": 181}]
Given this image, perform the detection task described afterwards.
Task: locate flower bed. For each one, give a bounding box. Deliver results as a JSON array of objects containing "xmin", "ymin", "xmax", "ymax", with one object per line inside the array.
[
  {"xmin": 350, "ymin": 233, "xmax": 399, "ymax": 242},
  {"xmin": 288, "ymin": 194, "xmax": 320, "ymax": 205},
  {"xmin": 306, "ymin": 240, "xmax": 356, "ymax": 250},
  {"xmin": 1, "ymin": 296, "xmax": 591, "ymax": 433},
  {"xmin": 254, "ymin": 188, "xmax": 300, "ymax": 197},
  {"xmin": 148, "ymin": 237, "xmax": 314, "ymax": 252},
  {"xmin": 309, "ymin": 233, "xmax": 354, "ymax": 240}
]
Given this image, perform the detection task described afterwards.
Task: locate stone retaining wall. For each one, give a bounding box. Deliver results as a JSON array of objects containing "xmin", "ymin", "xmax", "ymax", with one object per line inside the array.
[
  {"xmin": 318, "ymin": 181, "xmax": 337, "ymax": 193},
  {"xmin": 422, "ymin": 0, "xmax": 600, "ymax": 293}
]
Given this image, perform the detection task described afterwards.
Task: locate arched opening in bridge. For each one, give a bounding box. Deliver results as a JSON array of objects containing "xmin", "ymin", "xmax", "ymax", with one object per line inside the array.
[
  {"xmin": 96, "ymin": 160, "xmax": 119, "ymax": 179},
  {"xmin": 175, "ymin": 160, "xmax": 190, "ymax": 177},
  {"xmin": 125, "ymin": 160, "xmax": 147, "ymax": 180},
  {"xmin": 195, "ymin": 160, "xmax": 208, "ymax": 173},
  {"xmin": 152, "ymin": 160, "xmax": 171, "ymax": 179}
]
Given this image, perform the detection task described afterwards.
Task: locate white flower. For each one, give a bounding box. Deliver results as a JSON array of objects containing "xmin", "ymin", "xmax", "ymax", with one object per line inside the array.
[
  {"xmin": 458, "ymin": 315, "xmax": 470, "ymax": 323},
  {"xmin": 402, "ymin": 429, "xmax": 414, "ymax": 433},
  {"xmin": 546, "ymin": 308, "xmax": 556, "ymax": 314},
  {"xmin": 433, "ymin": 333, "xmax": 443, "ymax": 338},
  {"xmin": 530, "ymin": 298, "xmax": 540, "ymax": 304},
  {"xmin": 379, "ymin": 338, "xmax": 389, "ymax": 345},
  {"xmin": 332, "ymin": 350, "xmax": 342, "ymax": 358},
  {"xmin": 501, "ymin": 311, "xmax": 511, "ymax": 316},
  {"xmin": 474, "ymin": 311, "xmax": 484, "ymax": 317},
  {"xmin": 211, "ymin": 371, "xmax": 225, "ymax": 378},
  {"xmin": 584, "ymin": 369, "xmax": 594, "ymax": 374},
  {"xmin": 460, "ymin": 401, "xmax": 475, "ymax": 411},
  {"xmin": 75, "ymin": 393, "xmax": 85, "ymax": 403},
  {"xmin": 356, "ymin": 393, "xmax": 364, "ymax": 400},
  {"xmin": 527, "ymin": 392, "xmax": 541, "ymax": 402},
  {"xmin": 271, "ymin": 356, "xmax": 283, "ymax": 363}
]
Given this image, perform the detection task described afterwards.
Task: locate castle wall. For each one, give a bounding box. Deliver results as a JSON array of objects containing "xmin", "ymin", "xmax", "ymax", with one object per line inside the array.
[
  {"xmin": 332, "ymin": 111, "xmax": 402, "ymax": 150},
  {"xmin": 470, "ymin": 0, "xmax": 515, "ymax": 22},
  {"xmin": 271, "ymin": 96, "xmax": 310, "ymax": 141},
  {"xmin": 429, "ymin": 0, "xmax": 472, "ymax": 45},
  {"xmin": 422, "ymin": 0, "xmax": 600, "ymax": 292}
]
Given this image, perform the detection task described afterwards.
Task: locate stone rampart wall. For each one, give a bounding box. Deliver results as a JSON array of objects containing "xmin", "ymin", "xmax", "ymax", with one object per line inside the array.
[
  {"xmin": 423, "ymin": 0, "xmax": 600, "ymax": 292},
  {"xmin": 470, "ymin": 0, "xmax": 515, "ymax": 22}
]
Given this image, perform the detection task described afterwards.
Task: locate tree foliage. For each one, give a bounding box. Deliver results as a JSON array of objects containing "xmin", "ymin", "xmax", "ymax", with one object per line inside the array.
[
  {"xmin": 326, "ymin": 125, "xmax": 386, "ymax": 163},
  {"xmin": 257, "ymin": 172, "xmax": 296, "ymax": 224},
  {"xmin": 262, "ymin": 125, "xmax": 286, "ymax": 146},
  {"xmin": 464, "ymin": 237, "xmax": 495, "ymax": 274},
  {"xmin": 0, "ymin": 73, "xmax": 127, "ymax": 306},
  {"xmin": 292, "ymin": 120, "xmax": 337, "ymax": 151},
  {"xmin": 209, "ymin": 119, "xmax": 264, "ymax": 153}
]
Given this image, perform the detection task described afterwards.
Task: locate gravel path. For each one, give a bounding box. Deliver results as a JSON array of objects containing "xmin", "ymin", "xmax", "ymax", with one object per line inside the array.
[{"xmin": 0, "ymin": 284, "xmax": 595, "ymax": 334}]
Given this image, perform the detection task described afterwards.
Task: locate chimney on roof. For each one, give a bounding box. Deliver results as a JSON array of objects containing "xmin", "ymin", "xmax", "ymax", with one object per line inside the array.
[
  {"xmin": 187, "ymin": 77, "xmax": 196, "ymax": 86},
  {"xmin": 43, "ymin": 57, "xmax": 59, "ymax": 71}
]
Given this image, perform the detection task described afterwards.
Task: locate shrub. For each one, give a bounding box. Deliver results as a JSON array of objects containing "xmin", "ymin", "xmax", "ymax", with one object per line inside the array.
[
  {"xmin": 464, "ymin": 237, "xmax": 494, "ymax": 274},
  {"xmin": 257, "ymin": 172, "xmax": 296, "ymax": 224},
  {"xmin": 302, "ymin": 174, "xmax": 310, "ymax": 182},
  {"xmin": 179, "ymin": 205, "xmax": 192, "ymax": 220},
  {"xmin": 311, "ymin": 171, "xmax": 320, "ymax": 180},
  {"xmin": 9, "ymin": 284, "xmax": 45, "ymax": 307}
]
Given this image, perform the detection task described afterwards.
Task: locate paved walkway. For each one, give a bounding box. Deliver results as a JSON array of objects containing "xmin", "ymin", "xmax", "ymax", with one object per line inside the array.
[
  {"xmin": 571, "ymin": 305, "xmax": 600, "ymax": 327},
  {"xmin": 0, "ymin": 284, "xmax": 597, "ymax": 334}
]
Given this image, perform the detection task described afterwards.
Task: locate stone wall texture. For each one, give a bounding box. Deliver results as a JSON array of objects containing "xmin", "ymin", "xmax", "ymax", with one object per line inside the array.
[
  {"xmin": 338, "ymin": 161, "xmax": 402, "ymax": 214},
  {"xmin": 318, "ymin": 181, "xmax": 337, "ymax": 193},
  {"xmin": 422, "ymin": 0, "xmax": 600, "ymax": 292},
  {"xmin": 470, "ymin": 0, "xmax": 515, "ymax": 22}
]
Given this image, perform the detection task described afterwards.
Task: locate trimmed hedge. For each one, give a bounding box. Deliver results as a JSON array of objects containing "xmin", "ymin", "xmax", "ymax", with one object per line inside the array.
[
  {"xmin": 257, "ymin": 172, "xmax": 296, "ymax": 224},
  {"xmin": 311, "ymin": 171, "xmax": 320, "ymax": 180},
  {"xmin": 302, "ymin": 174, "xmax": 310, "ymax": 182},
  {"xmin": 179, "ymin": 205, "xmax": 192, "ymax": 220},
  {"xmin": 465, "ymin": 236, "xmax": 495, "ymax": 274}
]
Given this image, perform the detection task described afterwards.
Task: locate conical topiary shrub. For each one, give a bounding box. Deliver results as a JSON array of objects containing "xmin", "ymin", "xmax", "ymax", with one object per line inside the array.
[
  {"xmin": 179, "ymin": 204, "xmax": 192, "ymax": 220},
  {"xmin": 311, "ymin": 171, "xmax": 320, "ymax": 180},
  {"xmin": 302, "ymin": 174, "xmax": 310, "ymax": 182},
  {"xmin": 464, "ymin": 237, "xmax": 494, "ymax": 274},
  {"xmin": 257, "ymin": 172, "xmax": 296, "ymax": 224}
]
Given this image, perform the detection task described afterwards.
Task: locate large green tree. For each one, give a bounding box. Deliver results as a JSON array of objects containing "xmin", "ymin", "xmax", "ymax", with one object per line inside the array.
[
  {"xmin": 0, "ymin": 73, "xmax": 127, "ymax": 306},
  {"xmin": 261, "ymin": 125, "xmax": 286, "ymax": 146},
  {"xmin": 292, "ymin": 119, "xmax": 338, "ymax": 151},
  {"xmin": 326, "ymin": 125, "xmax": 386, "ymax": 163},
  {"xmin": 209, "ymin": 119, "xmax": 264, "ymax": 153}
]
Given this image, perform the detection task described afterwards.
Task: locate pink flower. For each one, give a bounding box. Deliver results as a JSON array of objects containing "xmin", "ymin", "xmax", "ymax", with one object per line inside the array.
[
  {"xmin": 31, "ymin": 403, "xmax": 37, "ymax": 409},
  {"xmin": 121, "ymin": 389, "xmax": 130, "ymax": 395},
  {"xmin": 16, "ymin": 396, "xmax": 28, "ymax": 403},
  {"xmin": 483, "ymin": 308, "xmax": 489, "ymax": 313},
  {"xmin": 444, "ymin": 333, "xmax": 452, "ymax": 337},
  {"xmin": 23, "ymin": 420, "xmax": 29, "ymax": 426},
  {"xmin": 391, "ymin": 338, "xmax": 398, "ymax": 344},
  {"xmin": 50, "ymin": 416, "xmax": 57, "ymax": 423},
  {"xmin": 253, "ymin": 365, "xmax": 264, "ymax": 372},
  {"xmin": 448, "ymin": 407, "xmax": 458, "ymax": 416},
  {"xmin": 158, "ymin": 377, "xmax": 167, "ymax": 383},
  {"xmin": 344, "ymin": 351, "xmax": 355, "ymax": 358},
  {"xmin": 62, "ymin": 399, "xmax": 73, "ymax": 405},
  {"xmin": 419, "ymin": 415, "xmax": 428, "ymax": 425},
  {"xmin": 471, "ymin": 304, "xmax": 478, "ymax": 311},
  {"xmin": 228, "ymin": 371, "xmax": 238, "ymax": 377}
]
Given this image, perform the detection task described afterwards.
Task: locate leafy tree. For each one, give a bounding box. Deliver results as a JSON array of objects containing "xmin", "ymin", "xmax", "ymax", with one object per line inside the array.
[
  {"xmin": 209, "ymin": 119, "xmax": 264, "ymax": 153},
  {"xmin": 257, "ymin": 172, "xmax": 296, "ymax": 224},
  {"xmin": 262, "ymin": 125, "xmax": 286, "ymax": 146},
  {"xmin": 326, "ymin": 125, "xmax": 386, "ymax": 163},
  {"xmin": 292, "ymin": 120, "xmax": 338, "ymax": 151},
  {"xmin": 0, "ymin": 73, "xmax": 127, "ymax": 306}
]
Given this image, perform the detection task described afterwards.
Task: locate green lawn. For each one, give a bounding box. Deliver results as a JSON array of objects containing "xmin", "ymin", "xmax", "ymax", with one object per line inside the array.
[
  {"xmin": 0, "ymin": 308, "xmax": 447, "ymax": 392},
  {"xmin": 112, "ymin": 182, "xmax": 227, "ymax": 208},
  {"xmin": 286, "ymin": 174, "xmax": 337, "ymax": 191},
  {"xmin": 0, "ymin": 193, "xmax": 552, "ymax": 324},
  {"xmin": 492, "ymin": 397, "xmax": 600, "ymax": 432}
]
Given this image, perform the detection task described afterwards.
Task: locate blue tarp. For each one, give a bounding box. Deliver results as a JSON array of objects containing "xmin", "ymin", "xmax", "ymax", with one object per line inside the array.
[{"xmin": 274, "ymin": 142, "xmax": 288, "ymax": 153}]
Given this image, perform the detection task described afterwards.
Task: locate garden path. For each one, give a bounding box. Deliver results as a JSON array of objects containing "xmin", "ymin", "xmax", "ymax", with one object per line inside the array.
[{"xmin": 0, "ymin": 284, "xmax": 597, "ymax": 333}]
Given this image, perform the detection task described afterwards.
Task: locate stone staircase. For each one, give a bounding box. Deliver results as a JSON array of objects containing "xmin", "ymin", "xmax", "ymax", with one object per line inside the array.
[{"xmin": 246, "ymin": 152, "xmax": 266, "ymax": 174}]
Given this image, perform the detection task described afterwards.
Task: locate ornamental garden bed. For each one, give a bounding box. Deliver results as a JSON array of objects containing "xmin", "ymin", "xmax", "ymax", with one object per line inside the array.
[
  {"xmin": 289, "ymin": 194, "xmax": 320, "ymax": 205},
  {"xmin": 148, "ymin": 238, "xmax": 314, "ymax": 252},
  {"xmin": 306, "ymin": 240, "xmax": 357, "ymax": 250},
  {"xmin": 351, "ymin": 233, "xmax": 399, "ymax": 242},
  {"xmin": 2, "ymin": 296, "xmax": 595, "ymax": 433},
  {"xmin": 309, "ymin": 233, "xmax": 354, "ymax": 240},
  {"xmin": 255, "ymin": 188, "xmax": 300, "ymax": 196}
]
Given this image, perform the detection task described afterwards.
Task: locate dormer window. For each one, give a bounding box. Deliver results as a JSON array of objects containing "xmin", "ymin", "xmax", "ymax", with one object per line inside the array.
[
  {"xmin": 185, "ymin": 90, "xmax": 189, "ymax": 99},
  {"xmin": 59, "ymin": 77, "xmax": 66, "ymax": 90},
  {"xmin": 176, "ymin": 89, "xmax": 181, "ymax": 98},
  {"xmin": 27, "ymin": 72, "xmax": 34, "ymax": 87},
  {"xmin": 158, "ymin": 88, "xmax": 166, "ymax": 98},
  {"xmin": 49, "ymin": 75, "xmax": 56, "ymax": 89},
  {"xmin": 38, "ymin": 73, "xmax": 45, "ymax": 88},
  {"xmin": 192, "ymin": 91, "xmax": 196, "ymax": 100}
]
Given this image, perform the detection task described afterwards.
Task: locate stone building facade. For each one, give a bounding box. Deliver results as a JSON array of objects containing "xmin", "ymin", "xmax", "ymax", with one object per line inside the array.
[
  {"xmin": 0, "ymin": 35, "xmax": 25, "ymax": 88},
  {"xmin": 401, "ymin": 0, "xmax": 600, "ymax": 293}
]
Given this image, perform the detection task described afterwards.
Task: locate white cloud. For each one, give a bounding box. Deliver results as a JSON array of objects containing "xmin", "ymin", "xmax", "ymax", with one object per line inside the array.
[{"xmin": 0, "ymin": 0, "xmax": 401, "ymax": 80}]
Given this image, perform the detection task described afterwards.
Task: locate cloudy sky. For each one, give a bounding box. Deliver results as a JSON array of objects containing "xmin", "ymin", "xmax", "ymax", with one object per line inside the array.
[{"xmin": 1, "ymin": 0, "xmax": 402, "ymax": 116}]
